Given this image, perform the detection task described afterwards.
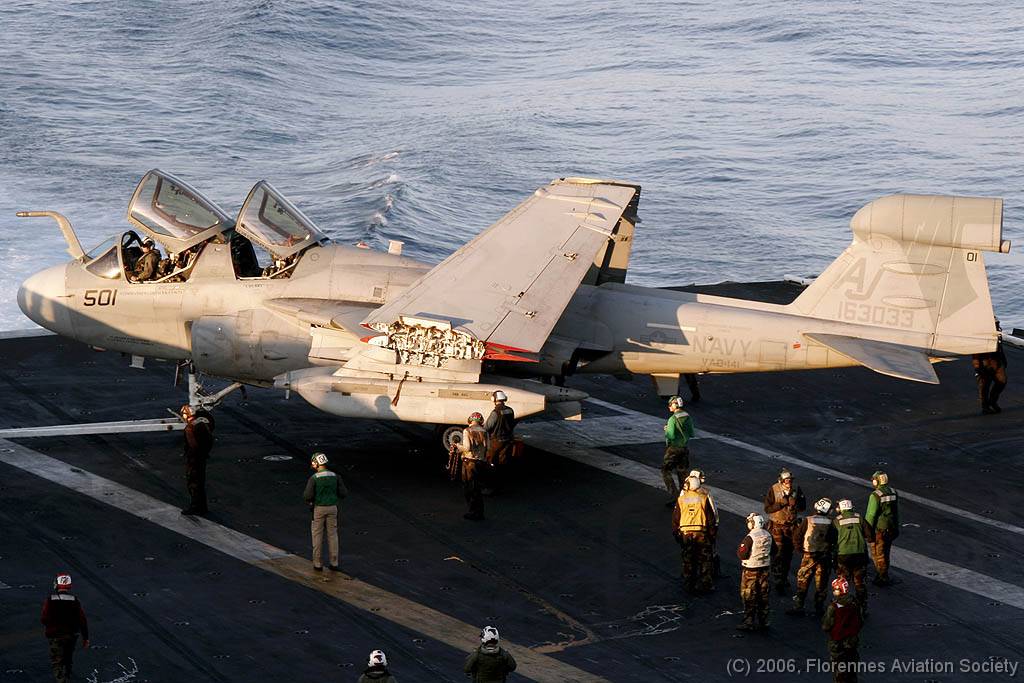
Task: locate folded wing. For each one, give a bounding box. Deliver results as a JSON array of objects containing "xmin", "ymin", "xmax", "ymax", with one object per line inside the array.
[{"xmin": 362, "ymin": 179, "xmax": 640, "ymax": 355}]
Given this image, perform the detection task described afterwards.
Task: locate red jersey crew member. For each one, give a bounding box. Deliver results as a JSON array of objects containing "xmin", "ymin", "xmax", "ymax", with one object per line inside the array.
[
  {"xmin": 822, "ymin": 577, "xmax": 864, "ymax": 683},
  {"xmin": 736, "ymin": 513, "xmax": 776, "ymax": 631},
  {"xmin": 41, "ymin": 572, "xmax": 89, "ymax": 683}
]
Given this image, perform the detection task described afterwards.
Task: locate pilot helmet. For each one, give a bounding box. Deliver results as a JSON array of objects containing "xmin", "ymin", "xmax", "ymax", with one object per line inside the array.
[{"xmin": 142, "ymin": 237, "xmax": 155, "ymax": 248}]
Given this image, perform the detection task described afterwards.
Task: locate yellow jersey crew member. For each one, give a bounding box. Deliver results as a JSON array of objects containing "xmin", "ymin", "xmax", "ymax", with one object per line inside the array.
[
  {"xmin": 303, "ymin": 452, "xmax": 348, "ymax": 572},
  {"xmin": 662, "ymin": 396, "xmax": 695, "ymax": 506},
  {"xmin": 458, "ymin": 412, "xmax": 489, "ymax": 521},
  {"xmin": 672, "ymin": 474, "xmax": 717, "ymax": 594},
  {"xmin": 736, "ymin": 513, "xmax": 776, "ymax": 631},
  {"xmin": 865, "ymin": 471, "xmax": 899, "ymax": 586},
  {"xmin": 40, "ymin": 572, "xmax": 89, "ymax": 683}
]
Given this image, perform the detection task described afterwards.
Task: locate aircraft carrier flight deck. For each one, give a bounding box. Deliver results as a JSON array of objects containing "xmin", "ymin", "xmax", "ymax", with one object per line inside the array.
[{"xmin": 1, "ymin": 282, "xmax": 1022, "ymax": 682}]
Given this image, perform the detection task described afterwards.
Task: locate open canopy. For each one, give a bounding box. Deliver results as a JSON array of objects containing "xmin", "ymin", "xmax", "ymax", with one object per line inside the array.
[
  {"xmin": 127, "ymin": 169, "xmax": 234, "ymax": 252},
  {"xmin": 236, "ymin": 181, "xmax": 329, "ymax": 259}
]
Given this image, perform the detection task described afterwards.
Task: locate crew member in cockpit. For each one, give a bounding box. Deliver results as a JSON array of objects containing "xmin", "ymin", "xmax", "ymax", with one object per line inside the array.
[{"xmin": 131, "ymin": 238, "xmax": 161, "ymax": 282}]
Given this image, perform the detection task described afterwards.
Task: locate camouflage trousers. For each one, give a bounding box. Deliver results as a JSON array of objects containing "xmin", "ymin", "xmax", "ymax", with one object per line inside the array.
[
  {"xmin": 871, "ymin": 530, "xmax": 895, "ymax": 581},
  {"xmin": 661, "ymin": 446, "xmax": 689, "ymax": 499},
  {"xmin": 679, "ymin": 531, "xmax": 714, "ymax": 592},
  {"xmin": 739, "ymin": 567, "xmax": 770, "ymax": 627},
  {"xmin": 48, "ymin": 636, "xmax": 77, "ymax": 683},
  {"xmin": 827, "ymin": 637, "xmax": 861, "ymax": 683},
  {"xmin": 770, "ymin": 523, "xmax": 795, "ymax": 589},
  {"xmin": 794, "ymin": 552, "xmax": 831, "ymax": 612},
  {"xmin": 835, "ymin": 557, "xmax": 868, "ymax": 611}
]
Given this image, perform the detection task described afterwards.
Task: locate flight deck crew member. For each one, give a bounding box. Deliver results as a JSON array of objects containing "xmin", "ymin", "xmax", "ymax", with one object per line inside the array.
[
  {"xmin": 484, "ymin": 390, "xmax": 515, "ymax": 493},
  {"xmin": 131, "ymin": 238, "xmax": 160, "ymax": 281},
  {"xmin": 736, "ymin": 513, "xmax": 776, "ymax": 631},
  {"xmin": 973, "ymin": 319, "xmax": 1008, "ymax": 414},
  {"xmin": 303, "ymin": 452, "xmax": 348, "ymax": 571},
  {"xmin": 833, "ymin": 499, "xmax": 873, "ymax": 614},
  {"xmin": 464, "ymin": 626, "xmax": 516, "ymax": 682},
  {"xmin": 822, "ymin": 577, "xmax": 863, "ymax": 683},
  {"xmin": 763, "ymin": 469, "xmax": 805, "ymax": 593},
  {"xmin": 662, "ymin": 396, "xmax": 694, "ymax": 506},
  {"xmin": 787, "ymin": 498, "xmax": 837, "ymax": 617},
  {"xmin": 672, "ymin": 474, "xmax": 717, "ymax": 593},
  {"xmin": 358, "ymin": 649, "xmax": 398, "ymax": 683},
  {"xmin": 864, "ymin": 471, "xmax": 899, "ymax": 586},
  {"xmin": 180, "ymin": 404, "xmax": 213, "ymax": 515},
  {"xmin": 40, "ymin": 572, "xmax": 89, "ymax": 683},
  {"xmin": 459, "ymin": 412, "xmax": 488, "ymax": 520}
]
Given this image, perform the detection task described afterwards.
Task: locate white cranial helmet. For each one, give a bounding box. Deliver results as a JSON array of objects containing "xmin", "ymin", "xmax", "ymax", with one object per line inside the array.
[
  {"xmin": 838, "ymin": 499, "xmax": 853, "ymax": 512},
  {"xmin": 481, "ymin": 625, "xmax": 500, "ymax": 643},
  {"xmin": 688, "ymin": 469, "xmax": 705, "ymax": 483},
  {"xmin": 311, "ymin": 452, "xmax": 329, "ymax": 467},
  {"xmin": 493, "ymin": 390, "xmax": 508, "ymax": 402},
  {"xmin": 368, "ymin": 650, "xmax": 387, "ymax": 667},
  {"xmin": 684, "ymin": 475, "xmax": 701, "ymax": 492},
  {"xmin": 814, "ymin": 498, "xmax": 833, "ymax": 515},
  {"xmin": 746, "ymin": 513, "xmax": 766, "ymax": 530}
]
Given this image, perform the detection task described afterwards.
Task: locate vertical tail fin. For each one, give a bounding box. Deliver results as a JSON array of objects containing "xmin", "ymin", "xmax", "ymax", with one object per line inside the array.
[{"xmin": 790, "ymin": 194, "xmax": 1009, "ymax": 354}]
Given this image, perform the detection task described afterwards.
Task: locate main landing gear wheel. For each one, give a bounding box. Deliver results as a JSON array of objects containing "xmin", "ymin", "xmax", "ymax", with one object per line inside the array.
[{"xmin": 436, "ymin": 425, "xmax": 463, "ymax": 453}]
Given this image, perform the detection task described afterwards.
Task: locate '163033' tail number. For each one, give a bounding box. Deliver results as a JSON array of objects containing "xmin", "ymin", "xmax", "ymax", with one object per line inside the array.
[
  {"xmin": 83, "ymin": 289, "xmax": 117, "ymax": 307},
  {"xmin": 838, "ymin": 301, "xmax": 913, "ymax": 328}
]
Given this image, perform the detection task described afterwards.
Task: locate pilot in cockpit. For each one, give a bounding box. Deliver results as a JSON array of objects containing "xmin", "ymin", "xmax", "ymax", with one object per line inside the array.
[{"xmin": 131, "ymin": 238, "xmax": 161, "ymax": 282}]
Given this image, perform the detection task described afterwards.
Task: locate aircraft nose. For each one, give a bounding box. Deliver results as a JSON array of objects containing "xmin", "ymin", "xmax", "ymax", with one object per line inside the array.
[{"xmin": 18, "ymin": 264, "xmax": 70, "ymax": 332}]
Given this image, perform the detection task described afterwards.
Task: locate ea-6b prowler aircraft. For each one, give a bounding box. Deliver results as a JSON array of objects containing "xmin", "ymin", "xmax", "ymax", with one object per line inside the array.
[{"xmin": 17, "ymin": 170, "xmax": 1010, "ymax": 440}]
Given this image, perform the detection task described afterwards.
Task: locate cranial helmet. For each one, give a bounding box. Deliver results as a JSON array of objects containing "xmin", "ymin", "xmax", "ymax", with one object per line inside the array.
[
  {"xmin": 684, "ymin": 475, "xmax": 701, "ymax": 492},
  {"xmin": 746, "ymin": 513, "xmax": 766, "ymax": 530},
  {"xmin": 871, "ymin": 470, "xmax": 889, "ymax": 487},
  {"xmin": 837, "ymin": 499, "xmax": 853, "ymax": 512},
  {"xmin": 311, "ymin": 452, "xmax": 329, "ymax": 467},
  {"xmin": 831, "ymin": 577, "xmax": 850, "ymax": 596},
  {"xmin": 814, "ymin": 498, "xmax": 833, "ymax": 515},
  {"xmin": 54, "ymin": 572, "xmax": 72, "ymax": 591},
  {"xmin": 492, "ymin": 390, "xmax": 508, "ymax": 402},
  {"xmin": 368, "ymin": 650, "xmax": 387, "ymax": 667},
  {"xmin": 468, "ymin": 412, "xmax": 484, "ymax": 424},
  {"xmin": 668, "ymin": 395, "xmax": 683, "ymax": 409},
  {"xmin": 778, "ymin": 469, "xmax": 793, "ymax": 483},
  {"xmin": 481, "ymin": 626, "xmax": 500, "ymax": 643},
  {"xmin": 688, "ymin": 469, "xmax": 706, "ymax": 483}
]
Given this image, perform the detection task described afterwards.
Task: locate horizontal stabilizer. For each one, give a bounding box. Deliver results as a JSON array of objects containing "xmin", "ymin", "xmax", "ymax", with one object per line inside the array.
[{"xmin": 804, "ymin": 333, "xmax": 938, "ymax": 384}]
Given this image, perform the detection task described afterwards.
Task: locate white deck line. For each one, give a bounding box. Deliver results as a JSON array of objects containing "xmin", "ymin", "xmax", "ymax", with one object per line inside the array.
[
  {"xmin": 517, "ymin": 420, "xmax": 1024, "ymax": 612},
  {"xmin": 581, "ymin": 397, "xmax": 1024, "ymax": 537}
]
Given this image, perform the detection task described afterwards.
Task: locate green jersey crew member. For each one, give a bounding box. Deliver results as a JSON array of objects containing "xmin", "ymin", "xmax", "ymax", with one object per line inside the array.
[
  {"xmin": 464, "ymin": 626, "xmax": 516, "ymax": 682},
  {"xmin": 662, "ymin": 395, "xmax": 695, "ymax": 506},
  {"xmin": 864, "ymin": 470, "xmax": 899, "ymax": 586},
  {"xmin": 303, "ymin": 452, "xmax": 349, "ymax": 572},
  {"xmin": 833, "ymin": 499, "xmax": 873, "ymax": 614}
]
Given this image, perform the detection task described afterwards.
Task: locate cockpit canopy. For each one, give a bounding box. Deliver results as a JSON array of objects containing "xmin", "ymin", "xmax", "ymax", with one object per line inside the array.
[
  {"xmin": 236, "ymin": 181, "xmax": 329, "ymax": 259},
  {"xmin": 127, "ymin": 169, "xmax": 234, "ymax": 252}
]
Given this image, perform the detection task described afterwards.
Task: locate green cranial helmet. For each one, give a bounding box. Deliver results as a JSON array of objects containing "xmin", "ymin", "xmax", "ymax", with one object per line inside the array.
[{"xmin": 872, "ymin": 470, "xmax": 888, "ymax": 486}]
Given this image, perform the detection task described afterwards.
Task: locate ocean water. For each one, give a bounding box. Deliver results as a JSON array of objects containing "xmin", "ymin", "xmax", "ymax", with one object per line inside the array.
[{"xmin": 1, "ymin": 0, "xmax": 1022, "ymax": 329}]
